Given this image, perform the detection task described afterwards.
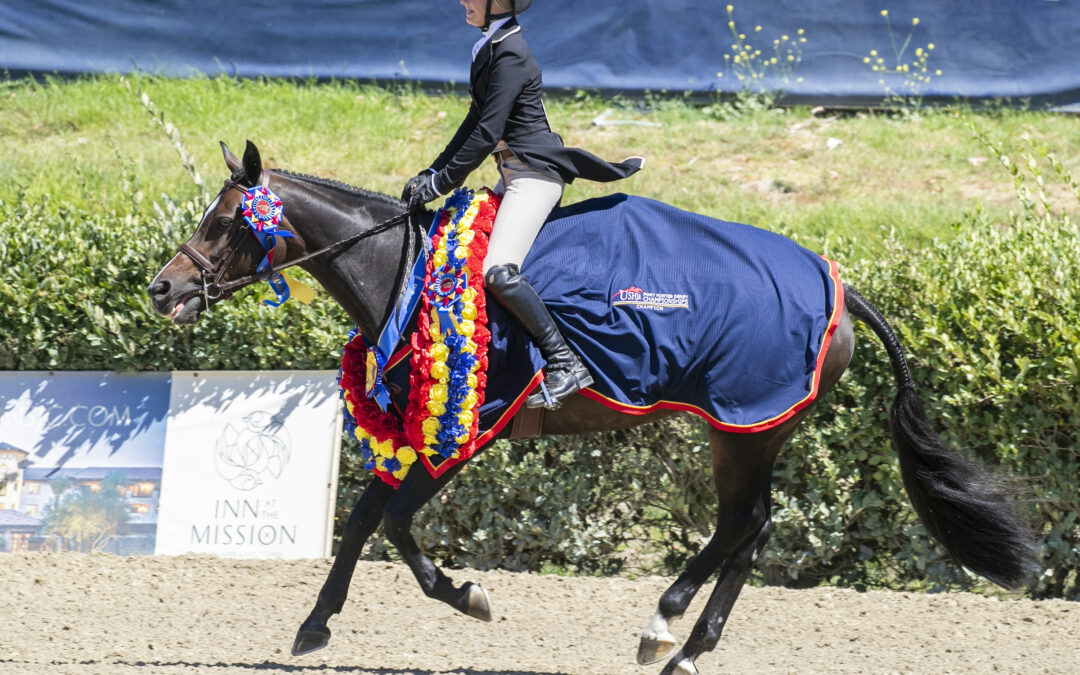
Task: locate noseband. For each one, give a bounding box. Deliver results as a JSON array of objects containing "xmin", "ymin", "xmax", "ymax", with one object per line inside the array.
[
  {"xmin": 177, "ymin": 177, "xmax": 417, "ymax": 310},
  {"xmin": 178, "ymin": 179, "xmax": 253, "ymax": 308}
]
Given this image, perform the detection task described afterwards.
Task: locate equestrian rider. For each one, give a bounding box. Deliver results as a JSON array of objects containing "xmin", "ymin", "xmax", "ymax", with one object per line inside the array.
[{"xmin": 402, "ymin": 0, "xmax": 644, "ymax": 409}]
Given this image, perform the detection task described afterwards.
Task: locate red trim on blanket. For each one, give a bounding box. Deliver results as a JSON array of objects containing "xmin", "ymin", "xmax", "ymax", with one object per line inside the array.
[
  {"xmin": 579, "ymin": 258, "xmax": 845, "ymax": 434},
  {"xmin": 419, "ymin": 370, "xmax": 545, "ymax": 479}
]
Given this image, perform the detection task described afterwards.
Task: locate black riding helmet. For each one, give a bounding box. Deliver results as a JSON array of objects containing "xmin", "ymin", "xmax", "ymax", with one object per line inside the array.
[{"xmin": 482, "ymin": 0, "xmax": 531, "ymax": 31}]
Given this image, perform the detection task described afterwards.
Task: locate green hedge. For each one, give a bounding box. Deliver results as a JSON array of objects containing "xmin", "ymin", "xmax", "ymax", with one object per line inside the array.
[
  {"xmin": 1, "ymin": 134, "xmax": 1075, "ymax": 598},
  {"xmin": 0, "ymin": 190, "xmax": 348, "ymax": 371}
]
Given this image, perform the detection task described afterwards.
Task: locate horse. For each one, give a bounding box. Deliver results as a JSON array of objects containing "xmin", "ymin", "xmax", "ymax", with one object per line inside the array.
[{"xmin": 148, "ymin": 141, "xmax": 1036, "ymax": 675}]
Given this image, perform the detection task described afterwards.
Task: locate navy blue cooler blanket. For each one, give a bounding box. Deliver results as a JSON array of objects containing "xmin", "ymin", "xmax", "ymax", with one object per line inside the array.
[
  {"xmin": 382, "ymin": 192, "xmax": 844, "ymax": 477},
  {"xmin": 520, "ymin": 194, "xmax": 843, "ymax": 433}
]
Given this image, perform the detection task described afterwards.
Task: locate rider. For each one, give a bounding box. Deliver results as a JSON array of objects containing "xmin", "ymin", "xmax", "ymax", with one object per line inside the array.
[{"xmin": 403, "ymin": 0, "xmax": 644, "ymax": 409}]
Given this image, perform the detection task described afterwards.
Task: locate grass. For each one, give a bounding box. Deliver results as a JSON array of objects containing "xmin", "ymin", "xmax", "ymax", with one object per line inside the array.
[{"xmin": 2, "ymin": 74, "xmax": 1079, "ymax": 259}]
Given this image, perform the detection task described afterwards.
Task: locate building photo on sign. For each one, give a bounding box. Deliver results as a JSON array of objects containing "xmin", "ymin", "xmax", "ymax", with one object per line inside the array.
[
  {"xmin": 0, "ymin": 371, "xmax": 341, "ymax": 559},
  {"xmin": 0, "ymin": 372, "xmax": 170, "ymax": 555}
]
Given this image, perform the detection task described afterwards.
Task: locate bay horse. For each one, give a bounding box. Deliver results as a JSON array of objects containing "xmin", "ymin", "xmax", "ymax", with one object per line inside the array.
[{"xmin": 148, "ymin": 142, "xmax": 1036, "ymax": 675}]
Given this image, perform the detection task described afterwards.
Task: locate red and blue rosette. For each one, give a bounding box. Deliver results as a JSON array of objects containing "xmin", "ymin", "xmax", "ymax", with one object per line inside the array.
[{"xmin": 240, "ymin": 185, "xmax": 295, "ymax": 306}]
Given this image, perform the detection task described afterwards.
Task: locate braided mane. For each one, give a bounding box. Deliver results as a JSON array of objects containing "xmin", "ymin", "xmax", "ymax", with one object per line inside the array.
[{"xmin": 271, "ymin": 168, "xmax": 404, "ymax": 208}]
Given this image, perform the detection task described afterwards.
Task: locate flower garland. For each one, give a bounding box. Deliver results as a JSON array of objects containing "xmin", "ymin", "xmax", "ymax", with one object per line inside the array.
[
  {"xmin": 339, "ymin": 188, "xmax": 499, "ymax": 487},
  {"xmin": 339, "ymin": 329, "xmax": 416, "ymax": 487},
  {"xmin": 405, "ymin": 188, "xmax": 495, "ymax": 463}
]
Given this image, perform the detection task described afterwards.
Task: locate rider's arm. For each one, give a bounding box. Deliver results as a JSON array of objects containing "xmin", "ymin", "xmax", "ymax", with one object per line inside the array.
[
  {"xmin": 430, "ymin": 103, "xmax": 481, "ymax": 175},
  {"xmin": 431, "ymin": 46, "xmax": 526, "ymax": 195}
]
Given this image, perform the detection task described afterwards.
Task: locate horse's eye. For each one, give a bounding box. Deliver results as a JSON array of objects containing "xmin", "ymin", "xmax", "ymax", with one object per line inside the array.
[{"xmin": 215, "ymin": 216, "xmax": 234, "ymax": 228}]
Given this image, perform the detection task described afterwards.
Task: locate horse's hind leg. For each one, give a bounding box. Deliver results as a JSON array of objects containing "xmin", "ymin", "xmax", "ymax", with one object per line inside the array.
[
  {"xmin": 293, "ymin": 476, "xmax": 395, "ymax": 655},
  {"xmin": 652, "ymin": 312, "xmax": 855, "ymax": 674},
  {"xmin": 637, "ymin": 425, "xmax": 782, "ymax": 670},
  {"xmin": 660, "ymin": 442, "xmax": 777, "ymax": 675},
  {"xmin": 381, "ymin": 458, "xmax": 493, "ymax": 620}
]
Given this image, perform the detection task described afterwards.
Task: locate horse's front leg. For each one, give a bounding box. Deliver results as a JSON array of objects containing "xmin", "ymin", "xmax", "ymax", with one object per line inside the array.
[
  {"xmin": 293, "ymin": 476, "xmax": 395, "ymax": 655},
  {"xmin": 381, "ymin": 458, "xmax": 492, "ymax": 621}
]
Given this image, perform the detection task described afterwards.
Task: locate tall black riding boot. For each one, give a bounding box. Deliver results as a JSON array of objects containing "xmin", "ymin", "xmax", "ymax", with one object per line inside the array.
[{"xmin": 486, "ymin": 263, "xmax": 594, "ymax": 409}]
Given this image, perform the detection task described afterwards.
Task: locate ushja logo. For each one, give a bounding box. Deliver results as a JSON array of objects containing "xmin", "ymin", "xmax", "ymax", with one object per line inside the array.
[{"xmin": 613, "ymin": 286, "xmax": 644, "ymax": 301}]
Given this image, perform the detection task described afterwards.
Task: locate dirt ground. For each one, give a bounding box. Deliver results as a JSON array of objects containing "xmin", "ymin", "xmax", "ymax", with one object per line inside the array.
[{"xmin": 1, "ymin": 553, "xmax": 1077, "ymax": 675}]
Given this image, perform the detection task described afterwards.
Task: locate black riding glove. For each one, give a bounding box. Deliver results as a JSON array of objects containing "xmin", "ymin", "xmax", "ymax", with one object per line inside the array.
[
  {"xmin": 401, "ymin": 173, "xmax": 428, "ymax": 203},
  {"xmin": 405, "ymin": 174, "xmax": 440, "ymax": 211}
]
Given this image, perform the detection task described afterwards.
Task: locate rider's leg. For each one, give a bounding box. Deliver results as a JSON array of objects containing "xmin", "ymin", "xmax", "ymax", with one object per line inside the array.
[
  {"xmin": 485, "ymin": 264, "xmax": 594, "ymax": 409},
  {"xmin": 484, "ymin": 155, "xmax": 592, "ymax": 409}
]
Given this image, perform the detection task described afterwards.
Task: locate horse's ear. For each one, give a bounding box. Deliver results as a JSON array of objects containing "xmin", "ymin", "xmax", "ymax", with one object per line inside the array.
[
  {"xmin": 221, "ymin": 141, "xmax": 241, "ymax": 172},
  {"xmin": 242, "ymin": 140, "xmax": 262, "ymax": 185}
]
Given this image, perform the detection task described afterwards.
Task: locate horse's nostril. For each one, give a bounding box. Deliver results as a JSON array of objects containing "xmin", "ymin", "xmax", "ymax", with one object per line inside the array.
[{"xmin": 150, "ymin": 279, "xmax": 171, "ymax": 297}]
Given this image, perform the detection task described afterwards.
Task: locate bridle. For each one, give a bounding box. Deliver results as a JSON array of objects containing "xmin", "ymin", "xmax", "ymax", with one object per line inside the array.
[{"xmin": 177, "ymin": 177, "xmax": 418, "ymax": 310}]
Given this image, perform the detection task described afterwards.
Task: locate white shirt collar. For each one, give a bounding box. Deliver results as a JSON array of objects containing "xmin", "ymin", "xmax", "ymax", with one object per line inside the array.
[{"xmin": 472, "ymin": 16, "xmax": 512, "ymax": 62}]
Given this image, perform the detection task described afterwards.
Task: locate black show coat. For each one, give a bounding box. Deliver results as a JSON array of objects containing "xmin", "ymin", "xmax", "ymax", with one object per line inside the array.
[{"xmin": 429, "ymin": 18, "xmax": 643, "ymax": 195}]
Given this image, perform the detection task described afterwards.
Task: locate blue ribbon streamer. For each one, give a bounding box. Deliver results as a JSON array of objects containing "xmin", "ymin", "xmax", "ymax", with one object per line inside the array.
[
  {"xmin": 367, "ymin": 188, "xmax": 478, "ymax": 412},
  {"xmin": 262, "ymin": 272, "xmax": 291, "ymax": 308},
  {"xmin": 365, "ymin": 209, "xmax": 444, "ymax": 411}
]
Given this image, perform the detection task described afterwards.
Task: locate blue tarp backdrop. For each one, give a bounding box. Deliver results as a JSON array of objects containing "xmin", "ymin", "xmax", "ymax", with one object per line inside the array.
[{"xmin": 1, "ymin": 0, "xmax": 1077, "ymax": 106}]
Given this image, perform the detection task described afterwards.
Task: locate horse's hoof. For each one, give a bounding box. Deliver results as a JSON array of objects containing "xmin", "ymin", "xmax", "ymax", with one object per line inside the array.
[
  {"xmin": 660, "ymin": 649, "xmax": 698, "ymax": 675},
  {"xmin": 637, "ymin": 633, "xmax": 678, "ymax": 665},
  {"xmin": 291, "ymin": 626, "xmax": 331, "ymax": 656},
  {"xmin": 464, "ymin": 583, "xmax": 493, "ymax": 622}
]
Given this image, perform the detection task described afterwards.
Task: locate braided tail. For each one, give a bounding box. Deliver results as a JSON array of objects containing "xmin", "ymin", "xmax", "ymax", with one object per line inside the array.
[{"xmin": 844, "ymin": 284, "xmax": 1037, "ymax": 589}]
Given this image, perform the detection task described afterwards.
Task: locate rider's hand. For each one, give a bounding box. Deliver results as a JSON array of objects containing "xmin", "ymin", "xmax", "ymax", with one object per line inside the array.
[
  {"xmin": 406, "ymin": 175, "xmax": 439, "ymax": 211},
  {"xmin": 401, "ymin": 173, "xmax": 428, "ymax": 203}
]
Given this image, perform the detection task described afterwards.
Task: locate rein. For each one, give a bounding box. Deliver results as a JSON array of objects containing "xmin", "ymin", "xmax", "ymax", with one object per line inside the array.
[{"xmin": 179, "ymin": 178, "xmax": 418, "ymax": 306}]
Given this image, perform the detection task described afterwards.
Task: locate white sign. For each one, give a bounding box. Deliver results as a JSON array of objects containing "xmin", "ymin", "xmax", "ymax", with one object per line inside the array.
[{"xmin": 155, "ymin": 371, "xmax": 341, "ymax": 559}]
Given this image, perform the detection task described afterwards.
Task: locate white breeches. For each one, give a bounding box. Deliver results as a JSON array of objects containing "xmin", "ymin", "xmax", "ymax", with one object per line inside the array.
[{"xmin": 482, "ymin": 152, "xmax": 565, "ymax": 275}]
